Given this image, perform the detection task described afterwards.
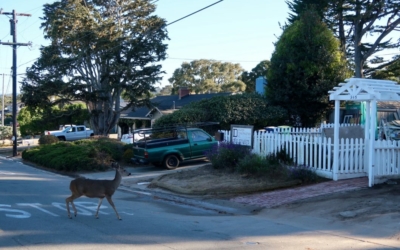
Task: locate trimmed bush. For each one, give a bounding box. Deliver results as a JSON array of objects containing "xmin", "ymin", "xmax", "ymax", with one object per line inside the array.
[
  {"xmin": 39, "ymin": 135, "xmax": 59, "ymax": 145},
  {"xmin": 122, "ymin": 149, "xmax": 134, "ymax": 163},
  {"xmin": 22, "ymin": 138, "xmax": 127, "ymax": 172}
]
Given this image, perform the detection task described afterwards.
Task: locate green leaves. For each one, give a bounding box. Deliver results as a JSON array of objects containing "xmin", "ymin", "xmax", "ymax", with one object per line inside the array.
[
  {"xmin": 154, "ymin": 93, "xmax": 287, "ymax": 130},
  {"xmin": 21, "ymin": 0, "xmax": 168, "ymax": 135},
  {"xmin": 168, "ymin": 59, "xmax": 245, "ymax": 94},
  {"xmin": 267, "ymin": 9, "xmax": 349, "ymax": 127}
]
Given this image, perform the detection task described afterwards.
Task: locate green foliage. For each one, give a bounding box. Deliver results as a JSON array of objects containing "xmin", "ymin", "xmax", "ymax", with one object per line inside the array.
[
  {"xmin": 154, "ymin": 93, "xmax": 287, "ymax": 130},
  {"xmin": 122, "ymin": 149, "xmax": 134, "ymax": 163},
  {"xmin": 22, "ymin": 138, "xmax": 125, "ymax": 171},
  {"xmin": 206, "ymin": 143, "xmax": 320, "ymax": 184},
  {"xmin": 18, "ymin": 104, "xmax": 89, "ymax": 135},
  {"xmin": 241, "ymin": 60, "xmax": 270, "ymax": 93},
  {"xmin": 168, "ymin": 59, "xmax": 245, "ymax": 94},
  {"xmin": 266, "ymin": 9, "xmax": 349, "ymax": 127},
  {"xmin": 275, "ymin": 147, "xmax": 294, "ymax": 165},
  {"xmin": 371, "ymin": 59, "xmax": 400, "ymax": 83},
  {"xmin": 205, "ymin": 142, "xmax": 252, "ymax": 171},
  {"xmin": 20, "ymin": 0, "xmax": 168, "ymax": 135},
  {"xmin": 286, "ymin": 0, "xmax": 400, "ymax": 78},
  {"xmin": 286, "ymin": 0, "xmax": 329, "ymax": 25},
  {"xmin": 154, "ymin": 107, "xmax": 210, "ymax": 127},
  {"xmin": 39, "ymin": 135, "xmax": 59, "ymax": 145},
  {"xmin": 237, "ymin": 154, "xmax": 289, "ymax": 180},
  {"xmin": 288, "ymin": 165, "xmax": 319, "ymax": 184},
  {"xmin": 73, "ymin": 138, "xmax": 124, "ymax": 162},
  {"xmin": 0, "ymin": 126, "xmax": 13, "ymax": 140}
]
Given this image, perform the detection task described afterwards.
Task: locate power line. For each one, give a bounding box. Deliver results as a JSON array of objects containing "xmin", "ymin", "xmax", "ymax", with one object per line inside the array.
[
  {"xmin": 15, "ymin": 0, "xmax": 224, "ymax": 71},
  {"xmin": 167, "ymin": 0, "xmax": 223, "ymax": 26}
]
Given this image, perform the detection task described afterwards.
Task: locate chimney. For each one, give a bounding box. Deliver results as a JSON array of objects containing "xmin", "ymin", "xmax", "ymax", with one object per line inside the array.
[
  {"xmin": 178, "ymin": 87, "xmax": 190, "ymax": 100},
  {"xmin": 255, "ymin": 76, "xmax": 267, "ymax": 95}
]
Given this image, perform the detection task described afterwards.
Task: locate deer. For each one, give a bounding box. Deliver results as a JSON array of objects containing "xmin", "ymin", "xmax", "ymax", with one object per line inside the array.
[{"xmin": 66, "ymin": 161, "xmax": 131, "ymax": 220}]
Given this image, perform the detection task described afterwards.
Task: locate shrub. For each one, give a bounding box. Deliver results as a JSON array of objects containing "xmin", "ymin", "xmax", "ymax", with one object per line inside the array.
[
  {"xmin": 39, "ymin": 135, "xmax": 59, "ymax": 145},
  {"xmin": 288, "ymin": 165, "xmax": 319, "ymax": 184},
  {"xmin": 122, "ymin": 148, "xmax": 134, "ymax": 163},
  {"xmin": 205, "ymin": 142, "xmax": 252, "ymax": 171},
  {"xmin": 237, "ymin": 153, "xmax": 289, "ymax": 180},
  {"xmin": 22, "ymin": 138, "xmax": 127, "ymax": 172},
  {"xmin": 275, "ymin": 146, "xmax": 293, "ymax": 165},
  {"xmin": 237, "ymin": 154, "xmax": 269, "ymax": 175}
]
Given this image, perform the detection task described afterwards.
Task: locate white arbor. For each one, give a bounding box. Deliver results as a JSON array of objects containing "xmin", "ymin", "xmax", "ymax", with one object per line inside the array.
[{"xmin": 328, "ymin": 78, "xmax": 400, "ymax": 186}]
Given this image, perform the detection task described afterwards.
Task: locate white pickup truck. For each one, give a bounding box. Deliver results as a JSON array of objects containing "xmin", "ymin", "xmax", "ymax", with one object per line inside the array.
[{"xmin": 44, "ymin": 125, "xmax": 94, "ymax": 141}]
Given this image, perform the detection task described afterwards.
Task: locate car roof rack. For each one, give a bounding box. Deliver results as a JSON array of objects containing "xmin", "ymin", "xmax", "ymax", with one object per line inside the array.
[{"xmin": 135, "ymin": 122, "xmax": 220, "ymax": 135}]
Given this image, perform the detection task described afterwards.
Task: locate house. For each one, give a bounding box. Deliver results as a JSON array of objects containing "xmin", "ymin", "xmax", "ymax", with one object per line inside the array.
[
  {"xmin": 328, "ymin": 101, "xmax": 400, "ymax": 124},
  {"xmin": 119, "ymin": 87, "xmax": 232, "ymax": 134}
]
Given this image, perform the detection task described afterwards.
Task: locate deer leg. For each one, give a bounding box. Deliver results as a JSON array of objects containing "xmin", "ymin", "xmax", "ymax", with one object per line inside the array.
[
  {"xmin": 66, "ymin": 194, "xmax": 80, "ymax": 218},
  {"xmin": 95, "ymin": 198, "xmax": 104, "ymax": 219},
  {"xmin": 106, "ymin": 196, "xmax": 121, "ymax": 220},
  {"xmin": 65, "ymin": 198, "xmax": 72, "ymax": 219}
]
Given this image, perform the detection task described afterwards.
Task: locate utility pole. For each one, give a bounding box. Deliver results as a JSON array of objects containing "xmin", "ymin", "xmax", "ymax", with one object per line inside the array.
[
  {"xmin": 0, "ymin": 9, "xmax": 31, "ymax": 156},
  {"xmin": 1, "ymin": 74, "xmax": 5, "ymax": 126}
]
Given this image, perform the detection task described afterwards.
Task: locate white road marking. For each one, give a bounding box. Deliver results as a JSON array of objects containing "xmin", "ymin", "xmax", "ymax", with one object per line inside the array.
[
  {"xmin": 0, "ymin": 204, "xmax": 31, "ymax": 219},
  {"xmin": 17, "ymin": 203, "xmax": 59, "ymax": 217},
  {"xmin": 0, "ymin": 171, "xmax": 16, "ymax": 175}
]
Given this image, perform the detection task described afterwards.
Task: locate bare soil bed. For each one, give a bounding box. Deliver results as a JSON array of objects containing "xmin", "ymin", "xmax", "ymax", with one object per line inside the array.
[{"xmin": 149, "ymin": 164, "xmax": 303, "ymax": 196}]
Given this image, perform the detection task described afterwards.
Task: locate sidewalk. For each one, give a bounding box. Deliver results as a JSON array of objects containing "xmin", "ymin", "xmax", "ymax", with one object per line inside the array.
[{"xmin": 230, "ymin": 177, "xmax": 369, "ymax": 208}]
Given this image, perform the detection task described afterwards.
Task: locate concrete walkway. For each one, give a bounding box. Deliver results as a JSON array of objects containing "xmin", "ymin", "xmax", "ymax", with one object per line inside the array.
[{"xmin": 230, "ymin": 177, "xmax": 368, "ymax": 208}]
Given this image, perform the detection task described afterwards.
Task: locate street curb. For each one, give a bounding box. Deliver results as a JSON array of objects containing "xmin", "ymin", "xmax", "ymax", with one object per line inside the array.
[
  {"xmin": 150, "ymin": 174, "xmax": 302, "ymax": 196},
  {"xmin": 118, "ymin": 185, "xmax": 260, "ymax": 215}
]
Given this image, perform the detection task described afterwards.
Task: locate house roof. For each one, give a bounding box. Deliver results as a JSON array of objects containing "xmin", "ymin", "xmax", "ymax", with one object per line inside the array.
[
  {"xmin": 120, "ymin": 92, "xmax": 232, "ymax": 120},
  {"xmin": 377, "ymin": 101, "xmax": 400, "ymax": 110},
  {"xmin": 329, "ymin": 78, "xmax": 400, "ymax": 101}
]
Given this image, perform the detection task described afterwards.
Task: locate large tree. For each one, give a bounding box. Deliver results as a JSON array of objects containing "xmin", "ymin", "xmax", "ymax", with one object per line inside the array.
[
  {"xmin": 266, "ymin": 9, "xmax": 350, "ymax": 127},
  {"xmin": 241, "ymin": 60, "xmax": 270, "ymax": 93},
  {"xmin": 168, "ymin": 59, "xmax": 245, "ymax": 94},
  {"xmin": 286, "ymin": 0, "xmax": 400, "ymax": 78},
  {"xmin": 20, "ymin": 0, "xmax": 168, "ymax": 135},
  {"xmin": 371, "ymin": 58, "xmax": 400, "ymax": 82}
]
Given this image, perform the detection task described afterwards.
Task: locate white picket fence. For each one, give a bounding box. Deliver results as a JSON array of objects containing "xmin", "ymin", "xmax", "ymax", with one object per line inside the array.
[{"xmin": 219, "ymin": 124, "xmax": 400, "ymax": 181}]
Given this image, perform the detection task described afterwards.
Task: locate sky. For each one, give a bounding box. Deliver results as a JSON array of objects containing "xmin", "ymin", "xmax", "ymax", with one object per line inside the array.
[{"xmin": 0, "ymin": 0, "xmax": 290, "ymax": 94}]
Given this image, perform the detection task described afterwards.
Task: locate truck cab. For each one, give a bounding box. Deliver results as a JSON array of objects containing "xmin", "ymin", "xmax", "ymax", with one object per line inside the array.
[{"xmin": 132, "ymin": 127, "xmax": 217, "ymax": 169}]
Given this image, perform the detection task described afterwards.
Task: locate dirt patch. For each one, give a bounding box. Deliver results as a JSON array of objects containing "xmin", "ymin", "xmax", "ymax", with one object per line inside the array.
[{"xmin": 149, "ymin": 164, "xmax": 302, "ymax": 196}]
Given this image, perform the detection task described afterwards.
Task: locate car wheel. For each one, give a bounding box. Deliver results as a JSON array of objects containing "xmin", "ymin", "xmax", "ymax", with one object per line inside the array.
[
  {"xmin": 58, "ymin": 136, "xmax": 66, "ymax": 141},
  {"xmin": 163, "ymin": 155, "xmax": 180, "ymax": 169}
]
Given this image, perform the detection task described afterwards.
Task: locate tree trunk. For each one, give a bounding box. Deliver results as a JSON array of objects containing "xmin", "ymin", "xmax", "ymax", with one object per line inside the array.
[{"xmin": 353, "ymin": 1, "xmax": 364, "ymax": 78}]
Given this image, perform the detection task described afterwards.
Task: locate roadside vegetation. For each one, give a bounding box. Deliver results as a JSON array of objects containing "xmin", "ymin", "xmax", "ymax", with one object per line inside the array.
[
  {"xmin": 206, "ymin": 142, "xmax": 322, "ymax": 185},
  {"xmin": 21, "ymin": 136, "xmax": 133, "ymax": 172},
  {"xmin": 21, "ymin": 135, "xmax": 323, "ymax": 187}
]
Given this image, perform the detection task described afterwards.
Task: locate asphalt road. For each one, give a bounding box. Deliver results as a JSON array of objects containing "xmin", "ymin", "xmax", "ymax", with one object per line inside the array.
[{"xmin": 1, "ymin": 155, "xmax": 400, "ymax": 249}]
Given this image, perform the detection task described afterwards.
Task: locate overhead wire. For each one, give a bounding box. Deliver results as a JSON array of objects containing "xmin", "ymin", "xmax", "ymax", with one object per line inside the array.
[{"xmin": 16, "ymin": 0, "xmax": 224, "ymax": 70}]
